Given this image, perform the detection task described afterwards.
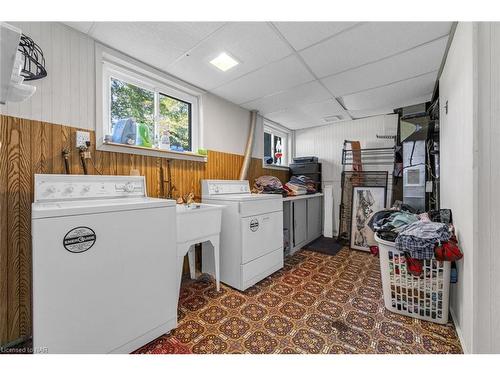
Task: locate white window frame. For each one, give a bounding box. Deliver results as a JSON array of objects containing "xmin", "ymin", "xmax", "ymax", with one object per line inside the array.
[
  {"xmin": 263, "ymin": 119, "xmax": 293, "ymax": 169},
  {"xmin": 95, "ymin": 43, "xmax": 206, "ymax": 162}
]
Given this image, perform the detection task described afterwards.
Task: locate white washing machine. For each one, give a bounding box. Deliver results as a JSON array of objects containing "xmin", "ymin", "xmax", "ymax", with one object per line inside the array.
[
  {"xmin": 201, "ymin": 180, "xmax": 283, "ymax": 291},
  {"xmin": 32, "ymin": 174, "xmax": 178, "ymax": 353}
]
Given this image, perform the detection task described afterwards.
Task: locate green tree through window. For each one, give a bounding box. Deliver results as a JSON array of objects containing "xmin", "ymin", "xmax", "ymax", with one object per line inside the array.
[
  {"xmin": 159, "ymin": 93, "xmax": 191, "ymax": 151},
  {"xmin": 110, "ymin": 77, "xmax": 192, "ymax": 151},
  {"xmin": 110, "ymin": 77, "xmax": 154, "ymax": 136}
]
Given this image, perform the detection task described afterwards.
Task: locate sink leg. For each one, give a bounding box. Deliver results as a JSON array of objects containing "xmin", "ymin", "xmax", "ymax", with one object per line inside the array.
[
  {"xmin": 212, "ymin": 237, "xmax": 220, "ymax": 292},
  {"xmin": 187, "ymin": 245, "xmax": 196, "ymax": 279}
]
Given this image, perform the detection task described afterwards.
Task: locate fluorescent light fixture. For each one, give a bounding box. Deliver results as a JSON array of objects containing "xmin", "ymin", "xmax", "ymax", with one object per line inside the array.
[{"xmin": 210, "ymin": 52, "xmax": 239, "ymax": 72}]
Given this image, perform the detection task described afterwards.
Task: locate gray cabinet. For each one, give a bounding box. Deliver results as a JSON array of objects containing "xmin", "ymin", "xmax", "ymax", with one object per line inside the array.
[
  {"xmin": 283, "ymin": 194, "xmax": 323, "ymax": 255},
  {"xmin": 292, "ymin": 199, "xmax": 307, "ymax": 248},
  {"xmin": 306, "ymin": 196, "xmax": 322, "ymax": 242}
]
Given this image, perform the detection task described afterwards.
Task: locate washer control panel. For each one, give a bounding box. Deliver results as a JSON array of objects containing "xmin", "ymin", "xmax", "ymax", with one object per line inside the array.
[
  {"xmin": 34, "ymin": 174, "xmax": 146, "ymax": 202},
  {"xmin": 201, "ymin": 180, "xmax": 250, "ymax": 196}
]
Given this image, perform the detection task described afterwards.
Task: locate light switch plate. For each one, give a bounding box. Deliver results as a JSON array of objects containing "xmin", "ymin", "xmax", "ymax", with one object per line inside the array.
[{"xmin": 76, "ymin": 131, "xmax": 90, "ymax": 148}]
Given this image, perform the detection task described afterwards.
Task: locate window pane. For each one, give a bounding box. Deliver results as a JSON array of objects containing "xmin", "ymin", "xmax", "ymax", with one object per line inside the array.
[
  {"xmin": 110, "ymin": 77, "xmax": 154, "ymax": 147},
  {"xmin": 159, "ymin": 93, "xmax": 191, "ymax": 151},
  {"xmin": 264, "ymin": 132, "xmax": 272, "ymax": 164},
  {"xmin": 273, "ymin": 134, "xmax": 283, "ymax": 165}
]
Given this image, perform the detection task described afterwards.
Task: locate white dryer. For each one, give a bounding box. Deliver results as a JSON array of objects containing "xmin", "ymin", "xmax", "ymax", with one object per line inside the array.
[
  {"xmin": 32, "ymin": 174, "xmax": 178, "ymax": 353},
  {"xmin": 201, "ymin": 180, "xmax": 283, "ymax": 291}
]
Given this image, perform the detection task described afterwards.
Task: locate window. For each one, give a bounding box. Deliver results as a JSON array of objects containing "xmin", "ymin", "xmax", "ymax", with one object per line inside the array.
[
  {"xmin": 107, "ymin": 73, "xmax": 194, "ymax": 152},
  {"xmin": 97, "ymin": 44, "xmax": 202, "ymax": 161},
  {"xmin": 263, "ymin": 121, "xmax": 291, "ymax": 167},
  {"xmin": 109, "ymin": 77, "xmax": 155, "ymax": 146},
  {"xmin": 158, "ymin": 93, "xmax": 191, "ymax": 151}
]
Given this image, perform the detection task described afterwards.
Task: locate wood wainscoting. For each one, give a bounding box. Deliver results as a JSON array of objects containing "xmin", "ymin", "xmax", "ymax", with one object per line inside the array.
[{"xmin": 0, "ymin": 115, "xmax": 289, "ymax": 346}]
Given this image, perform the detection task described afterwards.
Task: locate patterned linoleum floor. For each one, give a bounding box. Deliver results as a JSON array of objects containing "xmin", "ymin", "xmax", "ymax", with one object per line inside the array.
[{"xmin": 137, "ymin": 248, "xmax": 463, "ymax": 354}]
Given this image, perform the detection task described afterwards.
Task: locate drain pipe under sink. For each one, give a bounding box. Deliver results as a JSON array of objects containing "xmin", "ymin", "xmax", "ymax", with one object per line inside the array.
[{"xmin": 239, "ymin": 110, "xmax": 258, "ymax": 180}]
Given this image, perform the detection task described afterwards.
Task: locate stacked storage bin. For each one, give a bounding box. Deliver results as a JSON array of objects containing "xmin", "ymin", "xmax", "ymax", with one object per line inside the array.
[{"xmin": 289, "ymin": 156, "xmax": 322, "ymax": 192}]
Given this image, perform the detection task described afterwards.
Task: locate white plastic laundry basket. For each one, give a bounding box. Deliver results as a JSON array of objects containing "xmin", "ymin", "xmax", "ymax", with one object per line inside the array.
[{"xmin": 375, "ymin": 233, "xmax": 451, "ymax": 324}]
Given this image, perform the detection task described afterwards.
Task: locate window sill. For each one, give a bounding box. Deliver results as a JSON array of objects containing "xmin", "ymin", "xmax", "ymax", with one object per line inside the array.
[
  {"xmin": 99, "ymin": 141, "xmax": 208, "ymax": 162},
  {"xmin": 262, "ymin": 163, "xmax": 289, "ymax": 171}
]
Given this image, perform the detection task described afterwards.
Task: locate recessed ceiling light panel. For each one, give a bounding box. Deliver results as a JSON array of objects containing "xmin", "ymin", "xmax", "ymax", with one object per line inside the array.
[{"xmin": 210, "ymin": 52, "xmax": 239, "ymax": 72}]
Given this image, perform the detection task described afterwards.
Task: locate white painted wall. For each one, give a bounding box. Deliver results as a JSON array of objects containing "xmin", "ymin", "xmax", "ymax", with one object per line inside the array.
[
  {"xmin": 439, "ymin": 22, "xmax": 476, "ymax": 354},
  {"xmin": 440, "ymin": 21, "xmax": 500, "ymax": 354},
  {"xmin": 475, "ymin": 22, "xmax": 500, "ymax": 354},
  {"xmin": 0, "ymin": 22, "xmax": 95, "ymax": 130},
  {"xmin": 0, "ymin": 22, "xmax": 262, "ymax": 157},
  {"xmin": 295, "ymin": 114, "xmax": 398, "ymax": 236},
  {"xmin": 201, "ymin": 92, "xmax": 262, "ymax": 157}
]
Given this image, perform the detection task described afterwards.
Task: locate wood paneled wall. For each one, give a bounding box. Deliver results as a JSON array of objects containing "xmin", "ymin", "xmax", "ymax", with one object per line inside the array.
[{"xmin": 0, "ymin": 115, "xmax": 289, "ymax": 346}]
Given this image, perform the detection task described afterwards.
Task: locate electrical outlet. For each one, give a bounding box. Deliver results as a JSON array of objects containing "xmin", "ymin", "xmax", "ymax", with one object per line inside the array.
[{"xmin": 76, "ymin": 131, "xmax": 90, "ymax": 148}]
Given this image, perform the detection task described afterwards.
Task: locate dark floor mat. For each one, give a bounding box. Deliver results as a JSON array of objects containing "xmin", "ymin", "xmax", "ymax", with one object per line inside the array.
[{"xmin": 303, "ymin": 236, "xmax": 343, "ymax": 256}]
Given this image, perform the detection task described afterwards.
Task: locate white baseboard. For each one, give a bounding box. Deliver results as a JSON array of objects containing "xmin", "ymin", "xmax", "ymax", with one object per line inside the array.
[{"xmin": 450, "ymin": 307, "xmax": 469, "ymax": 354}]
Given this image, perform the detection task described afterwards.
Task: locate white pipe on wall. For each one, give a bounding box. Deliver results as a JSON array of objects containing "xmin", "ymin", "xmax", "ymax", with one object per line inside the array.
[{"xmin": 239, "ymin": 110, "xmax": 257, "ymax": 180}]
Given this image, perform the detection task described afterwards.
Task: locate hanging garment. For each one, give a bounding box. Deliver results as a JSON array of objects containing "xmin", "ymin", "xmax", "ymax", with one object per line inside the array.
[
  {"xmin": 349, "ymin": 141, "xmax": 363, "ymax": 172},
  {"xmin": 395, "ymin": 221, "xmax": 450, "ymax": 260}
]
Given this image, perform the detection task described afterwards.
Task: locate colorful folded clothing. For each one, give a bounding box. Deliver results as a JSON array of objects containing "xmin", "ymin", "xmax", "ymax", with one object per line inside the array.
[
  {"xmin": 253, "ymin": 175, "xmax": 286, "ymax": 195},
  {"xmin": 284, "ymin": 183, "xmax": 307, "ymax": 196},
  {"xmin": 286, "ymin": 175, "xmax": 317, "ymax": 195}
]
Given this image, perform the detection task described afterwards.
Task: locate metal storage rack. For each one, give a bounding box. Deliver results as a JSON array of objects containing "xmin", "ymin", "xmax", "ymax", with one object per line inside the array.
[
  {"xmin": 341, "ymin": 146, "xmax": 395, "ymax": 166},
  {"xmin": 338, "ymin": 140, "xmax": 394, "ymax": 244}
]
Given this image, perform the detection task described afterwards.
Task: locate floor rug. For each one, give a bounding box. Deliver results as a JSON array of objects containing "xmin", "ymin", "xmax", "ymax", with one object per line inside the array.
[
  {"xmin": 302, "ymin": 236, "xmax": 343, "ymax": 256},
  {"xmin": 134, "ymin": 337, "xmax": 192, "ymax": 354},
  {"xmin": 135, "ymin": 248, "xmax": 463, "ymax": 354}
]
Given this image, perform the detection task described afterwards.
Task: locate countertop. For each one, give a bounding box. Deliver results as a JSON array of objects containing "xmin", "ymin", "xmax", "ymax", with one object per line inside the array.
[{"xmin": 282, "ymin": 193, "xmax": 324, "ymax": 202}]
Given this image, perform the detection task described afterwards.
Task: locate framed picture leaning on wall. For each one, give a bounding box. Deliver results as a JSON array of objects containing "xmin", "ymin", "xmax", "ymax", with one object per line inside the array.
[{"xmin": 350, "ymin": 186, "xmax": 387, "ymax": 251}]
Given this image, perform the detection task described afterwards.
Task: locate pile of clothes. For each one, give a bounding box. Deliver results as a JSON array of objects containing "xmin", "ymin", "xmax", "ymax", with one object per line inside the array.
[
  {"xmin": 253, "ymin": 176, "xmax": 286, "ymax": 196},
  {"xmin": 284, "ymin": 175, "xmax": 317, "ymax": 196},
  {"xmin": 367, "ymin": 205, "xmax": 463, "ymax": 277},
  {"xmin": 367, "ymin": 210, "xmax": 420, "ymax": 242}
]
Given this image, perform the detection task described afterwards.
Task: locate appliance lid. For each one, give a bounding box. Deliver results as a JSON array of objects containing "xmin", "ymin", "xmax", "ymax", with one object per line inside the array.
[
  {"xmin": 203, "ymin": 193, "xmax": 283, "ymax": 202},
  {"xmin": 32, "ymin": 197, "xmax": 176, "ymax": 219}
]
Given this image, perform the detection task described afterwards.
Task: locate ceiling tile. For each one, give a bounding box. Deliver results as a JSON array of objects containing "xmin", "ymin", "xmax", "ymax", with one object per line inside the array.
[
  {"xmin": 266, "ymin": 98, "xmax": 346, "ymax": 129},
  {"xmin": 348, "ymin": 108, "xmax": 395, "ymax": 119},
  {"xmin": 88, "ymin": 22, "xmax": 224, "ymax": 71},
  {"xmin": 240, "ymin": 80, "xmax": 331, "ymax": 114},
  {"xmin": 342, "ymin": 71, "xmax": 437, "ymax": 111},
  {"xmin": 166, "ymin": 22, "xmax": 292, "ymax": 91},
  {"xmin": 322, "ymin": 36, "xmax": 448, "ymax": 96},
  {"xmin": 211, "ymin": 55, "xmax": 314, "ymax": 105},
  {"xmin": 300, "ymin": 22, "xmax": 452, "ymax": 78},
  {"xmin": 64, "ymin": 22, "xmax": 94, "ymax": 34},
  {"xmin": 273, "ymin": 22, "xmax": 360, "ymax": 50}
]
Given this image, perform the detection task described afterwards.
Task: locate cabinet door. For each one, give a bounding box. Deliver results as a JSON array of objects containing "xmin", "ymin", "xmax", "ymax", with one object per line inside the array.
[
  {"xmin": 307, "ymin": 197, "xmax": 322, "ymax": 242},
  {"xmin": 293, "ymin": 199, "xmax": 307, "ymax": 247}
]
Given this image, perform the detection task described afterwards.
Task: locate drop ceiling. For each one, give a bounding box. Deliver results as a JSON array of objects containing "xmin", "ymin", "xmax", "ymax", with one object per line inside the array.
[{"xmin": 66, "ymin": 21, "xmax": 452, "ymax": 130}]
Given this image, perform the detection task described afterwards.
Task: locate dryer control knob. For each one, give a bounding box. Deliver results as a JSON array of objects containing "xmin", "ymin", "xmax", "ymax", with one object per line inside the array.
[{"xmin": 125, "ymin": 183, "xmax": 135, "ymax": 193}]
